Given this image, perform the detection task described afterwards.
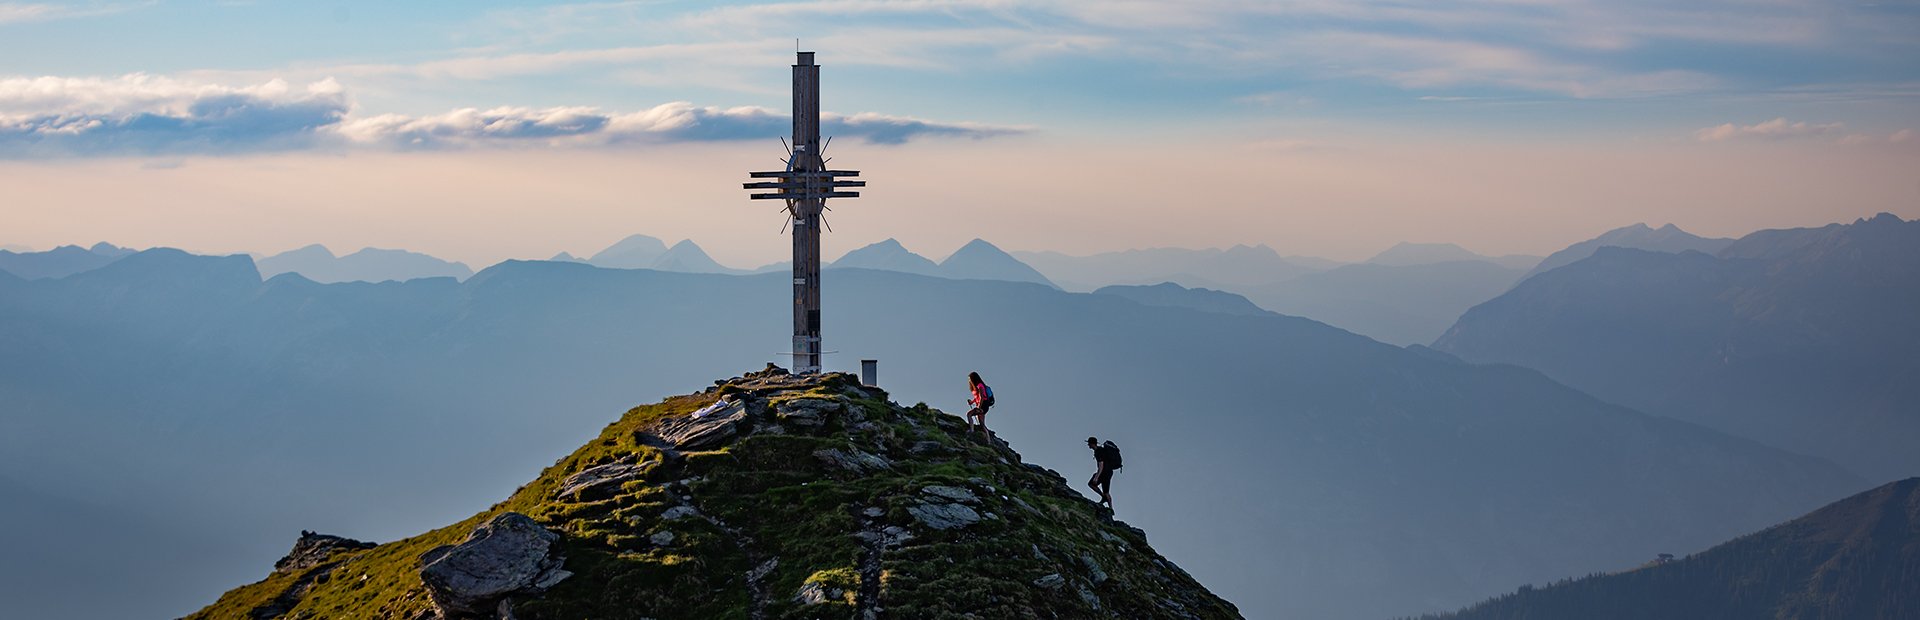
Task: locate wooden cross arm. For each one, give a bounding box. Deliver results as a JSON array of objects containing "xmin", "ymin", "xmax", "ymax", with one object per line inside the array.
[
  {"xmin": 746, "ymin": 170, "xmax": 862, "ymax": 178},
  {"xmin": 742, "ymin": 180, "xmax": 867, "ymax": 189},
  {"xmin": 748, "ymin": 191, "xmax": 862, "ymax": 199}
]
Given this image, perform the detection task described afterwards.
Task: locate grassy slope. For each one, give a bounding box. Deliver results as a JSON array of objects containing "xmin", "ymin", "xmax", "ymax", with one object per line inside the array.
[{"xmin": 191, "ymin": 371, "xmax": 1239, "ymax": 620}]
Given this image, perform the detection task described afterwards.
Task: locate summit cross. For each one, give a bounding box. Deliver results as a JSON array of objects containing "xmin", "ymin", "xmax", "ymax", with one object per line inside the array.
[{"xmin": 743, "ymin": 51, "xmax": 864, "ymax": 374}]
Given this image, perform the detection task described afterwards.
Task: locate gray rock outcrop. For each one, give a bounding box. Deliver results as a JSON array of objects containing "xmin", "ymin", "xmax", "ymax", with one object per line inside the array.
[
  {"xmin": 419, "ymin": 512, "xmax": 571, "ymax": 620},
  {"xmin": 814, "ymin": 448, "xmax": 891, "ymax": 474},
  {"xmin": 651, "ymin": 402, "xmax": 750, "ymax": 450},
  {"xmin": 907, "ymin": 502, "xmax": 982, "ymax": 530},
  {"xmin": 555, "ymin": 459, "xmax": 648, "ymax": 500}
]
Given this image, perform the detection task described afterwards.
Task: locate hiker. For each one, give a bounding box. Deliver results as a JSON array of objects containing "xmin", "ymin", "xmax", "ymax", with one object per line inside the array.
[
  {"xmin": 965, "ymin": 371, "xmax": 994, "ymax": 436},
  {"xmin": 1087, "ymin": 437, "xmax": 1121, "ymax": 510}
]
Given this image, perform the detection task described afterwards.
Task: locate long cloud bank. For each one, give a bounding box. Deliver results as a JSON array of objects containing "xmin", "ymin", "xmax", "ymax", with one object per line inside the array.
[{"xmin": 0, "ymin": 74, "xmax": 1022, "ymax": 156}]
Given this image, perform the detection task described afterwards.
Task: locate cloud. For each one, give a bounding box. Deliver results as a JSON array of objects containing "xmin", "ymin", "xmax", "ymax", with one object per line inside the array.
[
  {"xmin": 1695, "ymin": 117, "xmax": 1846, "ymax": 142},
  {"xmin": 0, "ymin": 74, "xmax": 1024, "ymax": 155},
  {"xmin": 0, "ymin": 75, "xmax": 349, "ymax": 155},
  {"xmin": 337, "ymin": 102, "xmax": 1023, "ymax": 148}
]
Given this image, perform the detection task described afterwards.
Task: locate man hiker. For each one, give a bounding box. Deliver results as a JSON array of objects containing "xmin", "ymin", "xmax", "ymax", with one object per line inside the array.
[
  {"xmin": 1087, "ymin": 436, "xmax": 1121, "ymax": 510},
  {"xmin": 965, "ymin": 371, "xmax": 994, "ymax": 436}
]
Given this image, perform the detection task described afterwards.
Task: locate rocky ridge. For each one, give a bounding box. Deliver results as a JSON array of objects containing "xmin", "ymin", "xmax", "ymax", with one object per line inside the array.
[{"xmin": 189, "ymin": 366, "xmax": 1240, "ymax": 619}]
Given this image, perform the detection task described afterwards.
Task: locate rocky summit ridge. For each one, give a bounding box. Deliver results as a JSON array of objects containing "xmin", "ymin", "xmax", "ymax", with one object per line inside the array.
[{"xmin": 189, "ymin": 366, "xmax": 1240, "ymax": 619}]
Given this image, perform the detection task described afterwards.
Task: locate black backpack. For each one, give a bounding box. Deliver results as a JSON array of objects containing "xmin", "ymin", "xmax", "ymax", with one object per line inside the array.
[{"xmin": 1102, "ymin": 441, "xmax": 1123, "ymax": 469}]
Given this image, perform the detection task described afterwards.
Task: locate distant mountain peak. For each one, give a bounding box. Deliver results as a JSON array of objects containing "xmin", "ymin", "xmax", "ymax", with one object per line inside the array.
[
  {"xmin": 1862, "ymin": 212, "xmax": 1904, "ymax": 225},
  {"xmin": 587, "ymin": 234, "xmax": 670, "ymax": 269},
  {"xmin": 648, "ymin": 239, "xmax": 740, "ymax": 274},
  {"xmin": 939, "ymin": 238, "xmax": 1056, "ymax": 287},
  {"xmin": 279, "ymin": 244, "xmax": 336, "ymax": 258},
  {"xmin": 833, "ymin": 238, "xmax": 938, "ymax": 275},
  {"xmin": 1521, "ymin": 223, "xmax": 1732, "ymax": 282},
  {"xmin": 87, "ymin": 242, "xmax": 133, "ymax": 257},
  {"xmin": 255, "ymin": 243, "xmax": 470, "ymax": 283},
  {"xmin": 1367, "ymin": 242, "xmax": 1486, "ymax": 266}
]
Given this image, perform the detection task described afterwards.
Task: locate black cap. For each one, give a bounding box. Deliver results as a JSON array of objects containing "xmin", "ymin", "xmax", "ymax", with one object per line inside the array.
[{"xmin": 1086, "ymin": 436, "xmax": 1098, "ymax": 444}]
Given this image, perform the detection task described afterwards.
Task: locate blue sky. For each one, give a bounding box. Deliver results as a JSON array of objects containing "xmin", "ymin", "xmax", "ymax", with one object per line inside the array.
[{"xmin": 3, "ymin": 0, "xmax": 1917, "ymax": 265}]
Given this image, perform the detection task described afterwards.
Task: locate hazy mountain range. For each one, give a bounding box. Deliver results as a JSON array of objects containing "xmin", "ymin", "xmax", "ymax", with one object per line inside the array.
[
  {"xmin": 0, "ymin": 242, "xmax": 132, "ymax": 280},
  {"xmin": 1093, "ymin": 282, "xmax": 1272, "ymax": 316},
  {"xmin": 1, "ymin": 234, "xmax": 1549, "ymax": 346},
  {"xmin": 1519, "ymin": 223, "xmax": 1733, "ymax": 283},
  {"xmin": 1366, "ymin": 242, "xmax": 1541, "ymax": 270},
  {"xmin": 560, "ymin": 234, "xmax": 748, "ymax": 275},
  {"xmin": 1013, "ymin": 244, "xmax": 1325, "ymax": 291},
  {"xmin": 253, "ymin": 244, "xmax": 475, "ymax": 283},
  {"xmin": 1437, "ymin": 213, "xmax": 1920, "ymax": 482},
  {"xmin": 0, "ymin": 248, "xmax": 1867, "ymax": 619},
  {"xmin": 1425, "ymin": 476, "xmax": 1920, "ymax": 620}
]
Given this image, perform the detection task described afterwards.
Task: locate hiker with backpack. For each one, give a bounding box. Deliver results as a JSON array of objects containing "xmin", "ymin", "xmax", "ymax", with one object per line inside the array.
[
  {"xmin": 965, "ymin": 371, "xmax": 995, "ymax": 436},
  {"xmin": 1087, "ymin": 436, "xmax": 1121, "ymax": 510}
]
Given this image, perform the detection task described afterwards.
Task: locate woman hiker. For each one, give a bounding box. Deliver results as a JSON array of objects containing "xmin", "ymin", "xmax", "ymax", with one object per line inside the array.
[{"xmin": 966, "ymin": 371, "xmax": 995, "ymax": 436}]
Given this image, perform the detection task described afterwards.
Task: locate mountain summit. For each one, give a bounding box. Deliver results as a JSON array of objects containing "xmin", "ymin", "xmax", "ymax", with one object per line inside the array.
[
  {"xmin": 191, "ymin": 368, "xmax": 1240, "ymax": 619},
  {"xmin": 939, "ymin": 239, "xmax": 1056, "ymax": 287},
  {"xmin": 832, "ymin": 238, "xmax": 940, "ymax": 276}
]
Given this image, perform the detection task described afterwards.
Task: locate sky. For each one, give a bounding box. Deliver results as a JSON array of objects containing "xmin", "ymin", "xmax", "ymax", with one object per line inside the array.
[{"xmin": 2, "ymin": 0, "xmax": 1917, "ymax": 267}]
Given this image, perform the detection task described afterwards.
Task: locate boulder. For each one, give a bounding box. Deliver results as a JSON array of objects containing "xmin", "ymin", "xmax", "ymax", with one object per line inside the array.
[
  {"xmin": 775, "ymin": 397, "xmax": 845, "ymax": 428},
  {"xmin": 919, "ymin": 485, "xmax": 979, "ymax": 504},
  {"xmin": 1033, "ymin": 573, "xmax": 1066, "ymax": 589},
  {"xmin": 419, "ymin": 513, "xmax": 571, "ymax": 620},
  {"xmin": 906, "ymin": 502, "xmax": 981, "ymax": 530},
  {"xmin": 814, "ymin": 448, "xmax": 891, "ymax": 473},
  {"xmin": 652, "ymin": 405, "xmax": 750, "ymax": 451}
]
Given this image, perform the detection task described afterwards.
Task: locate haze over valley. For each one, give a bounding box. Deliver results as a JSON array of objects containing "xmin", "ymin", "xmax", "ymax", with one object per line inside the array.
[{"xmin": 6, "ymin": 1, "xmax": 1918, "ymax": 618}]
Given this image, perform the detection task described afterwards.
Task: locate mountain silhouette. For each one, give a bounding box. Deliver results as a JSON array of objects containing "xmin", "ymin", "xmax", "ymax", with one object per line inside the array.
[
  {"xmin": 1423, "ymin": 477, "xmax": 1920, "ymax": 620},
  {"xmin": 585, "ymin": 233, "xmax": 670, "ymax": 268},
  {"xmin": 190, "ymin": 369, "xmax": 1243, "ymax": 619},
  {"xmin": 0, "ymin": 242, "xmax": 132, "ymax": 280},
  {"xmin": 0, "ymin": 250, "xmax": 1865, "ymax": 619},
  {"xmin": 650, "ymin": 239, "xmax": 742, "ymax": 274},
  {"xmin": 1521, "ymin": 223, "xmax": 1732, "ymax": 282},
  {"xmin": 1094, "ymin": 282, "xmax": 1270, "ymax": 316},
  {"xmin": 938, "ymin": 238, "xmax": 1056, "ymax": 287},
  {"xmin": 255, "ymin": 244, "xmax": 474, "ymax": 283},
  {"xmin": 1016, "ymin": 244, "xmax": 1320, "ymax": 291},
  {"xmin": 831, "ymin": 238, "xmax": 940, "ymax": 275},
  {"xmin": 1436, "ymin": 213, "xmax": 1920, "ymax": 481}
]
